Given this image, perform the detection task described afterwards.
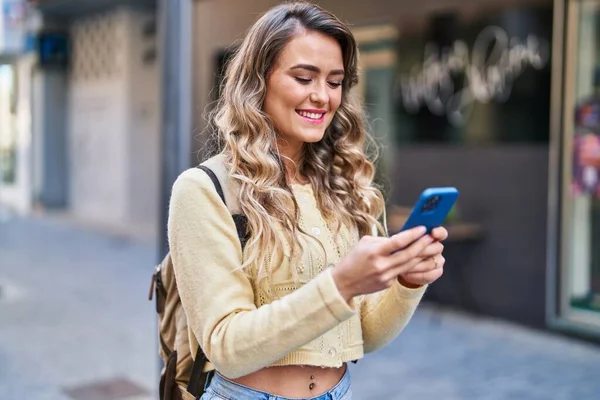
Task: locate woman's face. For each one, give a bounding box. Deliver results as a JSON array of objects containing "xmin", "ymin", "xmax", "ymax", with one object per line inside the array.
[{"xmin": 264, "ymin": 30, "xmax": 344, "ymax": 160}]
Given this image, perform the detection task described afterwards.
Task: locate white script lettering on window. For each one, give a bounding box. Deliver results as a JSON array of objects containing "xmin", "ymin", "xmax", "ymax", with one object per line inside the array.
[{"xmin": 397, "ymin": 26, "xmax": 550, "ymax": 126}]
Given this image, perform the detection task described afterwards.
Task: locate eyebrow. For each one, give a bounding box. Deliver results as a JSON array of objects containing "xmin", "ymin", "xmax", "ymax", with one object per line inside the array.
[{"xmin": 290, "ymin": 64, "xmax": 345, "ymax": 76}]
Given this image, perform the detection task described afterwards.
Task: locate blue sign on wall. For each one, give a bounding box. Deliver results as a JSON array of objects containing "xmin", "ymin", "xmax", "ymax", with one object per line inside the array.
[
  {"xmin": 37, "ymin": 32, "xmax": 69, "ymax": 67},
  {"xmin": 0, "ymin": 0, "xmax": 28, "ymax": 54}
]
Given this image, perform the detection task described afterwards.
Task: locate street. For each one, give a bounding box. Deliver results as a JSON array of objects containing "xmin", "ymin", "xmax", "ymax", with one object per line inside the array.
[{"xmin": 1, "ymin": 215, "xmax": 599, "ymax": 400}]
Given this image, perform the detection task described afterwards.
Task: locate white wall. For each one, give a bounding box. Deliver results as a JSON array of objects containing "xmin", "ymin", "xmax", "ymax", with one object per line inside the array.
[
  {"xmin": 123, "ymin": 9, "xmax": 161, "ymax": 234},
  {"xmin": 68, "ymin": 7, "xmax": 159, "ymax": 236},
  {"xmin": 69, "ymin": 10, "xmax": 128, "ymax": 224}
]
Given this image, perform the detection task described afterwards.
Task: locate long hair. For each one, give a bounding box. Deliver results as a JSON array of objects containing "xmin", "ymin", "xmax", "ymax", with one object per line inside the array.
[{"xmin": 208, "ymin": 1, "xmax": 385, "ymax": 283}]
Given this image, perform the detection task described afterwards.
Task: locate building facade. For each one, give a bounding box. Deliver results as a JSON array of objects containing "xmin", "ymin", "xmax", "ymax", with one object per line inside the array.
[
  {"xmin": 190, "ymin": 0, "xmax": 600, "ymax": 341},
  {"xmin": 22, "ymin": 0, "xmax": 600, "ymax": 340},
  {"xmin": 14, "ymin": 0, "xmax": 161, "ymax": 239}
]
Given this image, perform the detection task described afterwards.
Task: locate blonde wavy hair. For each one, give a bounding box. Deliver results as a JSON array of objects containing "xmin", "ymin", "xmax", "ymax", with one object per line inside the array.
[{"xmin": 208, "ymin": 2, "xmax": 386, "ymax": 280}]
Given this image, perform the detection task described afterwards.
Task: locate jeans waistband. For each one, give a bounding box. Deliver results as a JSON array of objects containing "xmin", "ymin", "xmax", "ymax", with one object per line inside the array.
[{"xmin": 207, "ymin": 367, "xmax": 351, "ymax": 400}]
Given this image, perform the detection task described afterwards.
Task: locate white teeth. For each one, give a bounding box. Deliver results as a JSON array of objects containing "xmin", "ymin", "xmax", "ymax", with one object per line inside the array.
[{"xmin": 298, "ymin": 111, "xmax": 324, "ymax": 120}]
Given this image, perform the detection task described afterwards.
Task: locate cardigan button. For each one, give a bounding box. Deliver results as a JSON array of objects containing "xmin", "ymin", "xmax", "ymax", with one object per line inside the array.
[{"xmin": 328, "ymin": 347, "xmax": 337, "ymax": 357}]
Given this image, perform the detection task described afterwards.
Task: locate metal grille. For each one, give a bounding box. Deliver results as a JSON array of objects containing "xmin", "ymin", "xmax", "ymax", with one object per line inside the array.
[{"xmin": 70, "ymin": 12, "xmax": 123, "ymax": 81}]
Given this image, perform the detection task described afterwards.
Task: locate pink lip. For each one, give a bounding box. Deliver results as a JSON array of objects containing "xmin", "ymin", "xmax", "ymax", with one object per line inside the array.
[{"xmin": 296, "ymin": 110, "xmax": 326, "ymax": 125}]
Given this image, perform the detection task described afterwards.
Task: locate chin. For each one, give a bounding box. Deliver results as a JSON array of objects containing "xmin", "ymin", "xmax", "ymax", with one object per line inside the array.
[
  {"xmin": 303, "ymin": 134, "xmax": 326, "ymax": 143},
  {"xmin": 299, "ymin": 129, "xmax": 327, "ymax": 143}
]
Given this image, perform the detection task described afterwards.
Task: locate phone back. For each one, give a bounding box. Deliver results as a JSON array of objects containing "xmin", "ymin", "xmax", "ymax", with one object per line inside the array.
[{"xmin": 400, "ymin": 187, "xmax": 459, "ymax": 233}]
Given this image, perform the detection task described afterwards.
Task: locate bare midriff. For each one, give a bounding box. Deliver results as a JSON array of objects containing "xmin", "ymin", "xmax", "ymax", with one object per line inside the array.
[{"xmin": 228, "ymin": 363, "xmax": 347, "ymax": 398}]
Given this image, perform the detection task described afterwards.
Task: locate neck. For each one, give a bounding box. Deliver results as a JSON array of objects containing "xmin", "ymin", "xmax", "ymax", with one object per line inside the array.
[
  {"xmin": 277, "ymin": 141, "xmax": 305, "ymax": 184},
  {"xmin": 283, "ymin": 157, "xmax": 306, "ymax": 184}
]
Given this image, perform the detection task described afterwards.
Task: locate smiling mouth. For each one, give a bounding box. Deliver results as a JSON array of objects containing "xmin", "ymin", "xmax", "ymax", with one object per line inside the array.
[{"xmin": 296, "ymin": 110, "xmax": 326, "ymax": 123}]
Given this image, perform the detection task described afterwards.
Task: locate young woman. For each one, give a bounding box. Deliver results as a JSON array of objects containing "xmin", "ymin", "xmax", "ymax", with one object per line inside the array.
[{"xmin": 168, "ymin": 2, "xmax": 447, "ymax": 399}]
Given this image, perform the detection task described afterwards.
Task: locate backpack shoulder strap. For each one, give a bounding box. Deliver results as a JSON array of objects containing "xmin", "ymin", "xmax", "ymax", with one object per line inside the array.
[
  {"xmin": 198, "ymin": 154, "xmax": 248, "ymax": 246},
  {"xmin": 200, "ymin": 153, "xmax": 242, "ymax": 214},
  {"xmin": 187, "ymin": 349, "xmax": 209, "ymax": 398},
  {"xmin": 197, "ymin": 165, "xmax": 226, "ymax": 204}
]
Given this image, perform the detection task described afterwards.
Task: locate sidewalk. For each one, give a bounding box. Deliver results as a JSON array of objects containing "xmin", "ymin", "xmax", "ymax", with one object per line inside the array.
[
  {"xmin": 1, "ymin": 215, "xmax": 599, "ymax": 400},
  {"xmin": 0, "ymin": 215, "xmax": 157, "ymax": 400}
]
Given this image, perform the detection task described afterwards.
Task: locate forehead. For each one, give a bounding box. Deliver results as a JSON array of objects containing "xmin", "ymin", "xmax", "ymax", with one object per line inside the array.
[{"xmin": 275, "ymin": 30, "xmax": 344, "ymax": 70}]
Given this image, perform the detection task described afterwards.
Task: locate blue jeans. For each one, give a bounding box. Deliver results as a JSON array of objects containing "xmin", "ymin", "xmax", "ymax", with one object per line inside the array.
[{"xmin": 200, "ymin": 368, "xmax": 352, "ymax": 400}]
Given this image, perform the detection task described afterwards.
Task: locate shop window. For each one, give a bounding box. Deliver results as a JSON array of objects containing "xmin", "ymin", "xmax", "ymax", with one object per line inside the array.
[
  {"xmin": 561, "ymin": 0, "xmax": 600, "ymax": 317},
  {"xmin": 0, "ymin": 65, "xmax": 17, "ymax": 184},
  {"xmin": 388, "ymin": 5, "xmax": 554, "ymax": 144}
]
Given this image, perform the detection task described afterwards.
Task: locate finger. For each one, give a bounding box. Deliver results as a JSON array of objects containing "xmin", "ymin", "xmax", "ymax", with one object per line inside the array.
[
  {"xmin": 401, "ymin": 257, "xmax": 435, "ymax": 274},
  {"xmin": 418, "ymin": 241, "xmax": 444, "ymax": 258},
  {"xmin": 403, "ymin": 264, "xmax": 444, "ymax": 285},
  {"xmin": 384, "ymin": 226, "xmax": 427, "ymax": 254},
  {"xmin": 388, "ymin": 235, "xmax": 433, "ymax": 276},
  {"xmin": 423, "ymin": 266, "xmax": 444, "ymax": 284},
  {"xmin": 383, "ymin": 254, "xmax": 424, "ymax": 281},
  {"xmin": 388, "ymin": 234, "xmax": 435, "ymax": 267},
  {"xmin": 430, "ymin": 227, "xmax": 448, "ymax": 241},
  {"xmin": 399, "ymin": 255, "xmax": 445, "ymax": 274}
]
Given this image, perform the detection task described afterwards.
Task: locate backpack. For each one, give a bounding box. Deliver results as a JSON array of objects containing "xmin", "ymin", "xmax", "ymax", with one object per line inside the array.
[{"xmin": 148, "ymin": 159, "xmax": 248, "ymax": 400}]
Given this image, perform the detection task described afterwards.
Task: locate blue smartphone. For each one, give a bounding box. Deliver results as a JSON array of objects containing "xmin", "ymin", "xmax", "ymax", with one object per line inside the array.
[{"xmin": 399, "ymin": 187, "xmax": 459, "ymax": 234}]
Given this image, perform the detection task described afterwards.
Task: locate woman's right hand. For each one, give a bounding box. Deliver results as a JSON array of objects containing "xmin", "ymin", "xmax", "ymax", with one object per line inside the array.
[{"xmin": 331, "ymin": 226, "xmax": 433, "ymax": 303}]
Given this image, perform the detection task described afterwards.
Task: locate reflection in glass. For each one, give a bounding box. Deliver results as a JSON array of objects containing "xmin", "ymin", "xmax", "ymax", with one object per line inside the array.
[
  {"xmin": 0, "ymin": 64, "xmax": 17, "ymax": 184},
  {"xmin": 566, "ymin": 0, "xmax": 600, "ymax": 314}
]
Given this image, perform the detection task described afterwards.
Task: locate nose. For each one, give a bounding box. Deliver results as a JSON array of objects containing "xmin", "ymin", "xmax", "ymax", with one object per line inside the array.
[{"xmin": 309, "ymin": 82, "xmax": 329, "ymax": 105}]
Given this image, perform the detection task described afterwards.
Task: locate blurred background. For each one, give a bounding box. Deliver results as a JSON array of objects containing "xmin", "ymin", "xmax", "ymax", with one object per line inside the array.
[{"xmin": 1, "ymin": 0, "xmax": 600, "ymax": 399}]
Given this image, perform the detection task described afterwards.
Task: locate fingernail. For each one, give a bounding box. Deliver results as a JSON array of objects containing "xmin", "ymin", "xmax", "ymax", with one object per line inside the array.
[{"xmin": 418, "ymin": 226, "xmax": 427, "ymax": 235}]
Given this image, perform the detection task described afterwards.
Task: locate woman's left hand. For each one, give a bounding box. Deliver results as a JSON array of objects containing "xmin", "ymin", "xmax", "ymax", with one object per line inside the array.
[{"xmin": 398, "ymin": 226, "xmax": 448, "ymax": 287}]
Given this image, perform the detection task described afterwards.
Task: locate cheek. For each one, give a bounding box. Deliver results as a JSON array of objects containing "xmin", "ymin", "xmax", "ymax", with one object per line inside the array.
[
  {"xmin": 265, "ymin": 77, "xmax": 295, "ymax": 115},
  {"xmin": 283, "ymin": 85, "xmax": 310, "ymax": 107},
  {"xmin": 330, "ymin": 93, "xmax": 342, "ymax": 114},
  {"xmin": 272, "ymin": 77, "xmax": 306, "ymax": 106}
]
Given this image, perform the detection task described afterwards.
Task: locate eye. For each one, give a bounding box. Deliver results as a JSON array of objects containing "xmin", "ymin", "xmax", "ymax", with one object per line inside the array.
[
  {"xmin": 328, "ymin": 81, "xmax": 343, "ymax": 88},
  {"xmin": 295, "ymin": 77, "xmax": 311, "ymax": 84}
]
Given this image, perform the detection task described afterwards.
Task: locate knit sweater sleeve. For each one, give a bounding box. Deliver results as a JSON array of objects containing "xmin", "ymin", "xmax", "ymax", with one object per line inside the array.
[
  {"xmin": 167, "ymin": 168, "xmax": 356, "ymax": 379},
  {"xmin": 360, "ymin": 281, "xmax": 426, "ymax": 353}
]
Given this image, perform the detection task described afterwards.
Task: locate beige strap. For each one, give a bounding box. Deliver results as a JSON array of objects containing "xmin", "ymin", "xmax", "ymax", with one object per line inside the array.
[{"xmin": 201, "ymin": 153, "xmax": 242, "ymax": 214}]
